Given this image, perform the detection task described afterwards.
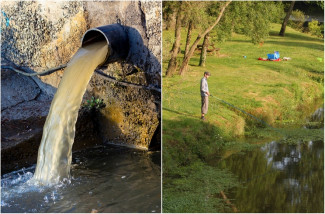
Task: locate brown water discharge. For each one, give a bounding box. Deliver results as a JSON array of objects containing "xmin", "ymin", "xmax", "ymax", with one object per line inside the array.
[{"xmin": 32, "ymin": 41, "xmax": 108, "ymax": 184}]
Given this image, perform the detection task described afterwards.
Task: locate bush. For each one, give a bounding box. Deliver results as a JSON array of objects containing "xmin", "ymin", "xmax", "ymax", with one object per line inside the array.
[
  {"xmin": 308, "ymin": 19, "xmax": 324, "ymax": 38},
  {"xmin": 288, "ymin": 10, "xmax": 307, "ymax": 31}
]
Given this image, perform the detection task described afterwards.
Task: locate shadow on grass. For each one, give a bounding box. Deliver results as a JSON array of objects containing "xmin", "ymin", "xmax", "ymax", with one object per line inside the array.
[
  {"xmin": 295, "ymin": 63, "xmax": 324, "ymax": 74},
  {"xmin": 228, "ymin": 39, "xmax": 251, "ymax": 44},
  {"xmin": 231, "ymin": 31, "xmax": 323, "ymax": 49},
  {"xmin": 269, "ymin": 30, "xmax": 324, "ymax": 43},
  {"xmin": 231, "ymin": 38, "xmax": 323, "ymax": 51},
  {"xmin": 258, "ymin": 59, "xmax": 324, "ymax": 83},
  {"xmin": 267, "ymin": 41, "xmax": 323, "ymax": 51},
  {"xmin": 163, "ymin": 107, "xmax": 199, "ymax": 120}
]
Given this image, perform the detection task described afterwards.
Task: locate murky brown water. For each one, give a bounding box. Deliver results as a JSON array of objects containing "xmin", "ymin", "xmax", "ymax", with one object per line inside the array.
[{"xmin": 33, "ymin": 41, "xmax": 108, "ymax": 184}]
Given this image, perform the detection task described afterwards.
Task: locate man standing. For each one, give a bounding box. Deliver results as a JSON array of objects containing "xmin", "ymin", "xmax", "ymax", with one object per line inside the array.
[{"xmin": 200, "ymin": 71, "xmax": 210, "ymax": 120}]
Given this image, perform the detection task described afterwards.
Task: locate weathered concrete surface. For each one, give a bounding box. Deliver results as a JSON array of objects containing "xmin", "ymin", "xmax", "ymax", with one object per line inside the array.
[{"xmin": 1, "ymin": 1, "xmax": 161, "ymax": 173}]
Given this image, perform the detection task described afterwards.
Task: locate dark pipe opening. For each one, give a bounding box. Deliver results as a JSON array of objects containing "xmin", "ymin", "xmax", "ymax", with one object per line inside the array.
[{"xmin": 81, "ymin": 24, "xmax": 129, "ymax": 66}]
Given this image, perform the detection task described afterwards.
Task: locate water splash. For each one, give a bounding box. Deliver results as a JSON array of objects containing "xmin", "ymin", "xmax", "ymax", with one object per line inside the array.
[{"xmin": 1, "ymin": 145, "xmax": 161, "ymax": 213}]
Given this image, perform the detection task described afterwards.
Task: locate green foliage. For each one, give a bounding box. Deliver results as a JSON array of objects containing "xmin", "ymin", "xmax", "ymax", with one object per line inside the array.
[
  {"xmin": 233, "ymin": 1, "xmax": 284, "ymax": 44},
  {"xmin": 181, "ymin": 1, "xmax": 210, "ymax": 29},
  {"xmin": 208, "ymin": 1, "xmax": 284, "ymax": 45},
  {"xmin": 163, "ymin": 161, "xmax": 239, "ymax": 213},
  {"xmin": 163, "ymin": 1, "xmax": 210, "ymax": 31},
  {"xmin": 163, "ymin": 118, "xmax": 225, "ymax": 175},
  {"xmin": 162, "ymin": 1, "xmax": 180, "ymax": 27},
  {"xmin": 308, "ymin": 19, "xmax": 324, "ymax": 38},
  {"xmin": 315, "ymin": 0, "xmax": 324, "ymax": 9},
  {"xmin": 83, "ymin": 96, "xmax": 105, "ymax": 110},
  {"xmin": 288, "ymin": 10, "xmax": 307, "ymax": 31}
]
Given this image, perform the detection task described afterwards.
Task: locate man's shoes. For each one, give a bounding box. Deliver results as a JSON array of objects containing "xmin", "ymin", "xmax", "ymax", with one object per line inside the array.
[{"xmin": 201, "ymin": 116, "xmax": 205, "ymax": 120}]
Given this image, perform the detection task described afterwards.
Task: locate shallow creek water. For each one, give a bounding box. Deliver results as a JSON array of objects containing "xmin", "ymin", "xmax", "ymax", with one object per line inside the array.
[
  {"xmin": 217, "ymin": 140, "xmax": 324, "ymax": 213},
  {"xmin": 1, "ymin": 145, "xmax": 161, "ymax": 213}
]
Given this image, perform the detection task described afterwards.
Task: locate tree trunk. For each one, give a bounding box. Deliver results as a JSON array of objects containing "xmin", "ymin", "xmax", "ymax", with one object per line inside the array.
[
  {"xmin": 199, "ymin": 33, "xmax": 209, "ymax": 67},
  {"xmin": 184, "ymin": 20, "xmax": 193, "ymax": 57},
  {"xmin": 179, "ymin": 1, "xmax": 231, "ymax": 75},
  {"xmin": 279, "ymin": 1, "xmax": 295, "ymax": 36},
  {"xmin": 166, "ymin": 5, "xmax": 182, "ymax": 76}
]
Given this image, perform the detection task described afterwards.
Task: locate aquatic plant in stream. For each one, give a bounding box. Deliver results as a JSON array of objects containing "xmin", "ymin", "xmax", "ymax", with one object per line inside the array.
[{"xmin": 278, "ymin": 128, "xmax": 324, "ymax": 145}]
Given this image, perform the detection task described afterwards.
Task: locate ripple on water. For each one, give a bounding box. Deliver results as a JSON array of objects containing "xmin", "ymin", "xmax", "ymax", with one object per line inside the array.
[{"xmin": 1, "ymin": 145, "xmax": 161, "ymax": 213}]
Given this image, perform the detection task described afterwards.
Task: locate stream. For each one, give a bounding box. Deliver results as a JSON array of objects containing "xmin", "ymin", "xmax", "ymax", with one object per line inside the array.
[
  {"xmin": 217, "ymin": 139, "xmax": 323, "ymax": 213},
  {"xmin": 215, "ymin": 105, "xmax": 324, "ymax": 213},
  {"xmin": 1, "ymin": 145, "xmax": 161, "ymax": 213}
]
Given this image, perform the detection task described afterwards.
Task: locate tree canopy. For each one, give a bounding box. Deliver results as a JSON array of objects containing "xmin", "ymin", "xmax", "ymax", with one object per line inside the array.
[{"xmin": 163, "ymin": 1, "xmax": 315, "ymax": 76}]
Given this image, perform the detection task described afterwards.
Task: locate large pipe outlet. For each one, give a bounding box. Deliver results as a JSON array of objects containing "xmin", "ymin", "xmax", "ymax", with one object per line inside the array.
[{"xmin": 81, "ymin": 24, "xmax": 129, "ymax": 66}]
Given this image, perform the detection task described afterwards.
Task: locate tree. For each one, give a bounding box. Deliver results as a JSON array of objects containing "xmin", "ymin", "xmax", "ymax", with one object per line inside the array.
[
  {"xmin": 179, "ymin": 1, "xmax": 232, "ymax": 75},
  {"xmin": 165, "ymin": 1, "xmax": 209, "ymax": 76},
  {"xmin": 183, "ymin": 2, "xmax": 209, "ymax": 57},
  {"xmin": 184, "ymin": 20, "xmax": 193, "ymax": 56},
  {"xmin": 165, "ymin": 1, "xmax": 283, "ymax": 76},
  {"xmin": 165, "ymin": 2, "xmax": 183, "ymax": 76},
  {"xmin": 232, "ymin": 1, "xmax": 283, "ymax": 44},
  {"xmin": 163, "ymin": 1, "xmax": 178, "ymax": 30},
  {"xmin": 279, "ymin": 1, "xmax": 296, "ymax": 36},
  {"xmin": 199, "ymin": 33, "xmax": 209, "ymax": 67}
]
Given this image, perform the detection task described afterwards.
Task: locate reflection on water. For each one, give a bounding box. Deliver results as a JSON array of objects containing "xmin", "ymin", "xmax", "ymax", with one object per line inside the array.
[
  {"xmin": 1, "ymin": 145, "xmax": 161, "ymax": 213},
  {"xmin": 218, "ymin": 141, "xmax": 324, "ymax": 213}
]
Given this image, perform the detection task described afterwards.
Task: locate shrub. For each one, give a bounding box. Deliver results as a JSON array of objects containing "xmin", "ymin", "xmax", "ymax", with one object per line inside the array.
[
  {"xmin": 308, "ymin": 19, "xmax": 324, "ymax": 38},
  {"xmin": 288, "ymin": 10, "xmax": 307, "ymax": 32}
]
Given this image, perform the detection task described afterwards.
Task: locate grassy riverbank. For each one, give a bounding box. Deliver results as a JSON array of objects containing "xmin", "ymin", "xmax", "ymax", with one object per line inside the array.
[{"xmin": 163, "ymin": 24, "xmax": 324, "ymax": 212}]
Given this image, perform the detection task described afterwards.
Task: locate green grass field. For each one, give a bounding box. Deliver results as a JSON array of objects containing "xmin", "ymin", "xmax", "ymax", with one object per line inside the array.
[
  {"xmin": 162, "ymin": 24, "xmax": 324, "ymax": 212},
  {"xmin": 163, "ymin": 23, "xmax": 323, "ymax": 136}
]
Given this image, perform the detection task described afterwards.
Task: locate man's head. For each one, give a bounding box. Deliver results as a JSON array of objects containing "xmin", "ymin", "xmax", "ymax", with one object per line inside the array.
[{"xmin": 204, "ymin": 71, "xmax": 211, "ymax": 78}]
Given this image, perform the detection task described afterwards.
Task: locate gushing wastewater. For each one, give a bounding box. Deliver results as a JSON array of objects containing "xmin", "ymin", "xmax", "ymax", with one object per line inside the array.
[{"xmin": 32, "ymin": 41, "xmax": 108, "ymax": 184}]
